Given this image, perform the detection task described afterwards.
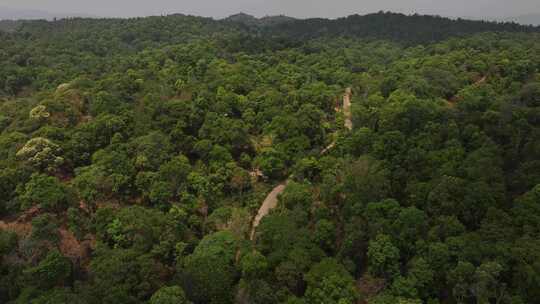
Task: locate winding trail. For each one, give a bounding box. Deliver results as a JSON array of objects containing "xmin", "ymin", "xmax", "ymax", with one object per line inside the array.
[
  {"xmin": 320, "ymin": 88, "xmax": 353, "ymax": 154},
  {"xmin": 447, "ymin": 75, "xmax": 487, "ymax": 107},
  {"xmin": 0, "ymin": 220, "xmax": 31, "ymax": 236},
  {"xmin": 249, "ymin": 88, "xmax": 352, "ymax": 241},
  {"xmin": 249, "ymin": 182, "xmax": 288, "ymax": 240},
  {"xmin": 343, "ymin": 87, "xmax": 353, "ymax": 131}
]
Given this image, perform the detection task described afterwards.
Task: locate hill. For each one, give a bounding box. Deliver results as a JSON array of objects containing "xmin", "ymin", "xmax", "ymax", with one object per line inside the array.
[
  {"xmin": 224, "ymin": 12, "xmax": 296, "ymax": 27},
  {"xmin": 6, "ymin": 11, "xmax": 539, "ymax": 49},
  {"xmin": 223, "ymin": 12, "xmax": 259, "ymax": 25},
  {"xmin": 0, "ymin": 10, "xmax": 540, "ymax": 304},
  {"xmin": 261, "ymin": 11, "xmax": 539, "ymax": 44},
  {"xmin": 0, "ymin": 20, "xmax": 21, "ymax": 32}
]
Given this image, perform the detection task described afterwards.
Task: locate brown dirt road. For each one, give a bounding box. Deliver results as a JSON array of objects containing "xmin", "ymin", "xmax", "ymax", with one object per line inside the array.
[
  {"xmin": 0, "ymin": 220, "xmax": 31, "ymax": 236},
  {"xmin": 321, "ymin": 87, "xmax": 353, "ymax": 154},
  {"xmin": 249, "ymin": 182, "xmax": 287, "ymax": 240},
  {"xmin": 447, "ymin": 75, "xmax": 487, "ymax": 107},
  {"xmin": 343, "ymin": 87, "xmax": 353, "ymax": 131}
]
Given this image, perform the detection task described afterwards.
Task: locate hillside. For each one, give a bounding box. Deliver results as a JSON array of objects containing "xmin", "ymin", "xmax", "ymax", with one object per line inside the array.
[
  {"xmin": 261, "ymin": 11, "xmax": 540, "ymax": 44},
  {"xmin": 1, "ymin": 11, "xmax": 540, "ymax": 304},
  {"xmin": 0, "ymin": 20, "xmax": 21, "ymax": 32},
  {"xmin": 224, "ymin": 12, "xmax": 296, "ymax": 27}
]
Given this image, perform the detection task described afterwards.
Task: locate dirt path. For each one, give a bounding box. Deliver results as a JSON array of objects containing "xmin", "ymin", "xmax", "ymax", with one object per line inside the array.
[
  {"xmin": 447, "ymin": 76, "xmax": 487, "ymax": 107},
  {"xmin": 321, "ymin": 87, "xmax": 353, "ymax": 154},
  {"xmin": 343, "ymin": 87, "xmax": 353, "ymax": 131},
  {"xmin": 0, "ymin": 220, "xmax": 32, "ymax": 236},
  {"xmin": 250, "ymin": 182, "xmax": 287, "ymax": 240},
  {"xmin": 0, "ymin": 206, "xmax": 39, "ymax": 236},
  {"xmin": 249, "ymin": 88, "xmax": 352, "ymax": 241},
  {"xmin": 321, "ymin": 142, "xmax": 336, "ymax": 154}
]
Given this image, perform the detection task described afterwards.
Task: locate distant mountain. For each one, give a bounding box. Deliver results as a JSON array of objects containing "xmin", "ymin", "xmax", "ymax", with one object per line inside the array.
[
  {"xmin": 224, "ymin": 13, "xmax": 259, "ymax": 25},
  {"xmin": 259, "ymin": 15, "xmax": 297, "ymax": 26},
  {"xmin": 0, "ymin": 6, "xmax": 92, "ymax": 20},
  {"xmin": 504, "ymin": 14, "xmax": 540, "ymax": 26},
  {"xmin": 224, "ymin": 13, "xmax": 296, "ymax": 27},
  {"xmin": 3, "ymin": 11, "xmax": 538, "ymax": 45},
  {"xmin": 260, "ymin": 12, "xmax": 540, "ymax": 45}
]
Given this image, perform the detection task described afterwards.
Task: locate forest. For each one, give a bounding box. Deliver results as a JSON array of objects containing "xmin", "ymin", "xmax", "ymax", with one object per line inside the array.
[{"xmin": 1, "ymin": 11, "xmax": 540, "ymax": 304}]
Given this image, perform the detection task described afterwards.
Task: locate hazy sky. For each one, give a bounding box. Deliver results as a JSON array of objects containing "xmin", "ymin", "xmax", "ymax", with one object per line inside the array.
[{"xmin": 1, "ymin": 0, "xmax": 538, "ymax": 19}]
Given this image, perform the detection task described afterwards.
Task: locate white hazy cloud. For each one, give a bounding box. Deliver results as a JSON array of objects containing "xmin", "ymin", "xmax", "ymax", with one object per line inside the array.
[{"xmin": 0, "ymin": 0, "xmax": 538, "ymax": 19}]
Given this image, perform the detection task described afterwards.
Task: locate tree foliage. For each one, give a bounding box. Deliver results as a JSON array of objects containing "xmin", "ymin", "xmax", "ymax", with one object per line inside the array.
[{"xmin": 0, "ymin": 11, "xmax": 539, "ymax": 304}]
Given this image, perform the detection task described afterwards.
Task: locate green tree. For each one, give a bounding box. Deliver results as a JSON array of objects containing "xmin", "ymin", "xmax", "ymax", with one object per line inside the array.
[
  {"xmin": 255, "ymin": 147, "xmax": 287, "ymax": 180},
  {"xmin": 240, "ymin": 250, "xmax": 268, "ymax": 280},
  {"xmin": 279, "ymin": 181, "xmax": 312, "ymax": 210},
  {"xmin": 179, "ymin": 231, "xmax": 238, "ymax": 304},
  {"xmin": 131, "ymin": 131, "xmax": 173, "ymax": 171},
  {"xmin": 89, "ymin": 248, "xmax": 167, "ymax": 303},
  {"xmin": 473, "ymin": 262, "xmax": 507, "ymax": 304},
  {"xmin": 368, "ymin": 234, "xmax": 400, "ymax": 280},
  {"xmin": 313, "ymin": 219, "xmax": 336, "ymax": 252},
  {"xmin": 16, "ymin": 137, "xmax": 64, "ymax": 173},
  {"xmin": 392, "ymin": 207, "xmax": 427, "ymax": 258},
  {"xmin": 20, "ymin": 173, "xmax": 71, "ymax": 211},
  {"xmin": 23, "ymin": 249, "xmax": 71, "ymax": 290},
  {"xmin": 0, "ymin": 230, "xmax": 17, "ymax": 256},
  {"xmin": 448, "ymin": 261, "xmax": 475, "ymax": 304},
  {"xmin": 150, "ymin": 286, "xmax": 191, "ymax": 304},
  {"xmin": 304, "ymin": 258, "xmax": 359, "ymax": 304},
  {"xmin": 344, "ymin": 155, "xmax": 390, "ymax": 205},
  {"xmin": 31, "ymin": 213, "xmax": 60, "ymax": 244},
  {"xmin": 407, "ymin": 257, "xmax": 435, "ymax": 299}
]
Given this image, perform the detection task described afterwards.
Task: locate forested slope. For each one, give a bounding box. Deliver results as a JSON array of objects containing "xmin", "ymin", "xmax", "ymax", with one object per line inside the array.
[
  {"xmin": 0, "ymin": 12, "xmax": 539, "ymax": 304},
  {"xmin": 262, "ymin": 12, "xmax": 539, "ymax": 44}
]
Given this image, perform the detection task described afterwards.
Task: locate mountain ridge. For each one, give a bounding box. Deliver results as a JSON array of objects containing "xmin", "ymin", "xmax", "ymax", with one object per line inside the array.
[
  {"xmin": 2, "ymin": 11, "xmax": 538, "ymax": 46},
  {"xmin": 223, "ymin": 12, "xmax": 296, "ymax": 26}
]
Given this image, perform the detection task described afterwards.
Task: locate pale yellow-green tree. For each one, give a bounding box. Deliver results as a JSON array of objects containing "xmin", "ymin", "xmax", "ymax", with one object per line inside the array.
[{"xmin": 16, "ymin": 137, "xmax": 64, "ymax": 173}]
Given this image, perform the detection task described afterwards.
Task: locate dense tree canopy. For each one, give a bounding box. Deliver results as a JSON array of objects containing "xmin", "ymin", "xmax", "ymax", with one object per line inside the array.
[{"xmin": 0, "ymin": 11, "xmax": 539, "ymax": 304}]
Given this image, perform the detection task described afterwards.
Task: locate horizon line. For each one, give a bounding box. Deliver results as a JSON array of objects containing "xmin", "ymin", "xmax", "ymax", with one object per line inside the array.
[{"xmin": 0, "ymin": 7, "xmax": 539, "ymax": 25}]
